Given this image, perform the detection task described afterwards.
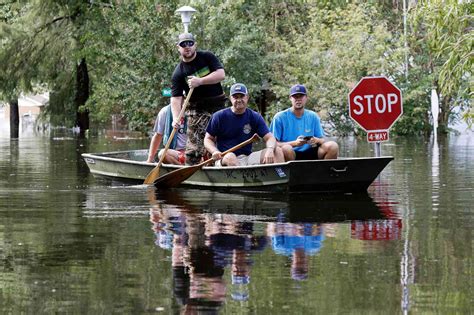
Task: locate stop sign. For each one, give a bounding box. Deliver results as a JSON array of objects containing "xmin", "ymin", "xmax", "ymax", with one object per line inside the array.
[{"xmin": 348, "ymin": 76, "xmax": 402, "ymax": 131}]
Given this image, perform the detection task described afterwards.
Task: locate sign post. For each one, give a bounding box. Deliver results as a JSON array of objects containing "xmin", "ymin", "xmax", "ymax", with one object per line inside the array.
[{"xmin": 348, "ymin": 76, "xmax": 402, "ymax": 156}]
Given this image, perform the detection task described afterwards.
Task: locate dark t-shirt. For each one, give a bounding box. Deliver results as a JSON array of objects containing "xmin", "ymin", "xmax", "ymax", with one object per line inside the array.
[
  {"xmin": 206, "ymin": 108, "xmax": 270, "ymax": 156},
  {"xmin": 171, "ymin": 50, "xmax": 224, "ymax": 101}
]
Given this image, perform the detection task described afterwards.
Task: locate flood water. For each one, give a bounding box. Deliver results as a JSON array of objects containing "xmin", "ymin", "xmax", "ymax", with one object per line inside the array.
[{"xmin": 0, "ymin": 130, "xmax": 472, "ymax": 314}]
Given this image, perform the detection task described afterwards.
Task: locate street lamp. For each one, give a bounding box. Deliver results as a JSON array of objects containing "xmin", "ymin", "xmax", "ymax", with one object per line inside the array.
[{"xmin": 176, "ymin": 6, "xmax": 197, "ymax": 33}]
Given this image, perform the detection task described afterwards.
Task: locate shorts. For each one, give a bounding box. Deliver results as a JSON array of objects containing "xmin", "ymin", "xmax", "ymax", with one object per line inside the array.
[
  {"xmin": 295, "ymin": 146, "xmax": 320, "ymax": 160},
  {"xmin": 184, "ymin": 110, "xmax": 213, "ymax": 165},
  {"xmin": 177, "ymin": 150, "xmax": 186, "ymax": 165},
  {"xmin": 215, "ymin": 150, "xmax": 262, "ymax": 166},
  {"xmin": 158, "ymin": 149, "xmax": 186, "ymax": 165}
]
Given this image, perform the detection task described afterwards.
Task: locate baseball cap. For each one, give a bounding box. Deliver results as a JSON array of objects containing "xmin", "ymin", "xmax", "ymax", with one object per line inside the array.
[
  {"xmin": 230, "ymin": 83, "xmax": 248, "ymax": 96},
  {"xmin": 289, "ymin": 84, "xmax": 307, "ymax": 96},
  {"xmin": 177, "ymin": 33, "xmax": 195, "ymax": 45}
]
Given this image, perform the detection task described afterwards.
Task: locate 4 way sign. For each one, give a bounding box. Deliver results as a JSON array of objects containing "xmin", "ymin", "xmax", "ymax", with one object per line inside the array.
[{"xmin": 348, "ymin": 76, "xmax": 402, "ymax": 143}]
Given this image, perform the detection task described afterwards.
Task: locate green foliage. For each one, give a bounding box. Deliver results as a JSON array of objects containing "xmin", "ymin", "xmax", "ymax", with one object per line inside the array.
[
  {"xmin": 462, "ymin": 108, "xmax": 473, "ymax": 129},
  {"xmin": 84, "ymin": 1, "xmax": 180, "ymax": 132},
  {"xmin": 47, "ymin": 80, "xmax": 76, "ymax": 126},
  {"xmin": 0, "ymin": 1, "xmax": 31, "ymax": 99},
  {"xmin": 192, "ymin": 1, "xmax": 271, "ymax": 93},
  {"xmin": 0, "ymin": 0, "xmax": 471, "ymax": 134},
  {"xmin": 392, "ymin": 53, "xmax": 435, "ymax": 135},
  {"xmin": 269, "ymin": 2, "xmax": 403, "ymax": 135},
  {"xmin": 1, "ymin": 0, "xmax": 102, "ymax": 126},
  {"xmin": 409, "ymin": 0, "xmax": 472, "ymax": 132}
]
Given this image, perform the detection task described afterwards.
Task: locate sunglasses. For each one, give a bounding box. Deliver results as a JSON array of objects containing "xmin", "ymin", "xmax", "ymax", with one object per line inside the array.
[{"xmin": 179, "ymin": 41, "xmax": 195, "ymax": 48}]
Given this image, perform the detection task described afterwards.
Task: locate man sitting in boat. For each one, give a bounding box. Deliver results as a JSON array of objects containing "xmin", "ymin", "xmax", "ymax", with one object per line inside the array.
[
  {"xmin": 270, "ymin": 84, "xmax": 339, "ymax": 161},
  {"xmin": 146, "ymin": 104, "xmax": 187, "ymax": 164},
  {"xmin": 204, "ymin": 83, "xmax": 285, "ymax": 166}
]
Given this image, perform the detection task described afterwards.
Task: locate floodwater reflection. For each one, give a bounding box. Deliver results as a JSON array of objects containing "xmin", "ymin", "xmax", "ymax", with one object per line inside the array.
[
  {"xmin": 2, "ymin": 134, "xmax": 471, "ymax": 313},
  {"xmin": 148, "ymin": 188, "xmax": 399, "ymax": 312},
  {"xmin": 149, "ymin": 193, "xmax": 262, "ymax": 311}
]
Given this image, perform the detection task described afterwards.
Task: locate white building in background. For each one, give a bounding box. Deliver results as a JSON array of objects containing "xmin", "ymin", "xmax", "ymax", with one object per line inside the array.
[
  {"xmin": 0, "ymin": 93, "xmax": 49, "ymax": 135},
  {"xmin": 0, "ymin": 107, "xmax": 7, "ymax": 135},
  {"xmin": 20, "ymin": 92, "xmax": 49, "ymax": 117},
  {"xmin": 2, "ymin": 92, "xmax": 49, "ymax": 117}
]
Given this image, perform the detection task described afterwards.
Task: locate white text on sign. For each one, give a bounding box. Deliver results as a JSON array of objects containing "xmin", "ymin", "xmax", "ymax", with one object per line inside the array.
[
  {"xmin": 352, "ymin": 93, "xmax": 399, "ymax": 115},
  {"xmin": 367, "ymin": 131, "xmax": 389, "ymax": 142}
]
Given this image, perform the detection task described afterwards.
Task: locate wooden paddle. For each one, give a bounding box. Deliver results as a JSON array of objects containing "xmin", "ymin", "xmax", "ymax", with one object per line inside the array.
[
  {"xmin": 144, "ymin": 88, "xmax": 194, "ymax": 184},
  {"xmin": 154, "ymin": 133, "xmax": 260, "ymax": 188}
]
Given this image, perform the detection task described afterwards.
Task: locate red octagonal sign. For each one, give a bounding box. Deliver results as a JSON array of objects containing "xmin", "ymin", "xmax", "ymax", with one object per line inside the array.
[{"xmin": 348, "ymin": 76, "xmax": 402, "ymax": 131}]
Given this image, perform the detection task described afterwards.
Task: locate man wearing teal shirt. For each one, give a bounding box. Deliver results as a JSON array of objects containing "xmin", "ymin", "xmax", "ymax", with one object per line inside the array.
[{"xmin": 270, "ymin": 84, "xmax": 339, "ymax": 161}]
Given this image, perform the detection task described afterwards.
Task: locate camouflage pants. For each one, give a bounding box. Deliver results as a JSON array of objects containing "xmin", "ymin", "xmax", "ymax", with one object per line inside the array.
[{"xmin": 184, "ymin": 109, "xmax": 212, "ymax": 165}]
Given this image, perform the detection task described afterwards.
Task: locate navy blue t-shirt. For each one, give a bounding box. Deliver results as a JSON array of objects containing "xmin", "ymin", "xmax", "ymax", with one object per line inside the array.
[{"xmin": 206, "ymin": 108, "xmax": 269, "ymax": 156}]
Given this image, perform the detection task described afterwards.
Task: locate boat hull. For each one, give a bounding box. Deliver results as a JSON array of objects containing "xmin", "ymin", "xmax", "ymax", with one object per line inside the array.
[{"xmin": 81, "ymin": 150, "xmax": 393, "ymax": 193}]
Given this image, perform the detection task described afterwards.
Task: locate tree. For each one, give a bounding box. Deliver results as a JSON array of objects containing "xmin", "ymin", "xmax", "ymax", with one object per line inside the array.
[
  {"xmin": 409, "ymin": 0, "xmax": 473, "ymax": 133},
  {"xmin": 0, "ymin": 1, "xmax": 29, "ymax": 138},
  {"xmin": 0, "ymin": 0, "xmax": 111, "ymax": 136},
  {"xmin": 1, "ymin": 0, "xmax": 469, "ymax": 136},
  {"xmin": 267, "ymin": 2, "xmax": 403, "ymax": 135},
  {"xmin": 190, "ymin": 0, "xmax": 276, "ymax": 102},
  {"xmin": 84, "ymin": 1, "xmax": 180, "ymax": 132}
]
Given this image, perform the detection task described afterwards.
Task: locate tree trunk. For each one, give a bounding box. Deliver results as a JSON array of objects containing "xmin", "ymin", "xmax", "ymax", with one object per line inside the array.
[
  {"xmin": 9, "ymin": 99, "xmax": 19, "ymax": 139},
  {"xmin": 74, "ymin": 58, "xmax": 90, "ymax": 137},
  {"xmin": 439, "ymin": 96, "xmax": 450, "ymax": 133}
]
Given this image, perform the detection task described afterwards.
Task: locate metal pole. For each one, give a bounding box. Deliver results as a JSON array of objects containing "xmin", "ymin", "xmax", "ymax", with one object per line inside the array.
[
  {"xmin": 403, "ymin": 0, "xmax": 408, "ymax": 81},
  {"xmin": 375, "ymin": 142, "xmax": 381, "ymax": 157},
  {"xmin": 431, "ymin": 89, "xmax": 439, "ymax": 139}
]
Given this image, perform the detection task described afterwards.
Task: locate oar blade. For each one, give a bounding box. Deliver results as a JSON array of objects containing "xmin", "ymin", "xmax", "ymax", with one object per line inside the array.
[
  {"xmin": 144, "ymin": 166, "xmax": 161, "ymax": 184},
  {"xmin": 153, "ymin": 133, "xmax": 260, "ymax": 188},
  {"xmin": 154, "ymin": 165, "xmax": 200, "ymax": 188},
  {"xmin": 143, "ymin": 88, "xmax": 195, "ymax": 185}
]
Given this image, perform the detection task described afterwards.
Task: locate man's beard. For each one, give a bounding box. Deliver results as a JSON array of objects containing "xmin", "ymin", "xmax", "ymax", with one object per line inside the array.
[{"xmin": 183, "ymin": 50, "xmax": 196, "ymax": 60}]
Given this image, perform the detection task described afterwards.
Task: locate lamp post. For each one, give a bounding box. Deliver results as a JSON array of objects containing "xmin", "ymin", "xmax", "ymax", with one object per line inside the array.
[{"xmin": 176, "ymin": 6, "xmax": 197, "ymax": 33}]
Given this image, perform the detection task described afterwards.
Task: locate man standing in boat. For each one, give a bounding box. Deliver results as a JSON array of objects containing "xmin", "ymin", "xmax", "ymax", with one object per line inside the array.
[
  {"xmin": 204, "ymin": 83, "xmax": 285, "ymax": 166},
  {"xmin": 170, "ymin": 33, "xmax": 227, "ymax": 165},
  {"xmin": 270, "ymin": 84, "xmax": 339, "ymax": 161},
  {"xmin": 146, "ymin": 104, "xmax": 187, "ymax": 164}
]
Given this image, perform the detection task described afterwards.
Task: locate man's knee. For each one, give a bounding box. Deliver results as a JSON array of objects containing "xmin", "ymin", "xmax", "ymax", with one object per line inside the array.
[
  {"xmin": 320, "ymin": 141, "xmax": 339, "ymax": 159},
  {"xmin": 222, "ymin": 153, "xmax": 238, "ymax": 166},
  {"xmin": 281, "ymin": 144, "xmax": 295, "ymax": 161},
  {"xmin": 223, "ymin": 154, "xmax": 238, "ymax": 166},
  {"xmin": 157, "ymin": 149, "xmax": 167, "ymax": 161},
  {"xmin": 274, "ymin": 147, "xmax": 286, "ymax": 163}
]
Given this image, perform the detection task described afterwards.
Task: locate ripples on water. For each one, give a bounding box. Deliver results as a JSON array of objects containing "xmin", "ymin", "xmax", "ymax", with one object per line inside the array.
[{"xmin": 0, "ymin": 133, "xmax": 472, "ymax": 313}]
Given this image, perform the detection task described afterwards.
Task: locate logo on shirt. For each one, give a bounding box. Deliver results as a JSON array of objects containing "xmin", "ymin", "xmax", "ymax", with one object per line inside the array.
[
  {"xmin": 178, "ymin": 118, "xmax": 185, "ymax": 134},
  {"xmin": 243, "ymin": 124, "xmax": 251, "ymax": 134},
  {"xmin": 189, "ymin": 66, "xmax": 210, "ymax": 78}
]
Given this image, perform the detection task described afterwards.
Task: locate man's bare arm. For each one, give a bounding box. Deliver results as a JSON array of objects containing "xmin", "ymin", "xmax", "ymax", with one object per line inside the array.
[
  {"xmin": 188, "ymin": 69, "xmax": 225, "ymax": 88},
  {"xmin": 170, "ymin": 96, "xmax": 184, "ymax": 126},
  {"xmin": 147, "ymin": 133, "xmax": 163, "ymax": 163},
  {"xmin": 204, "ymin": 132, "xmax": 222, "ymax": 161}
]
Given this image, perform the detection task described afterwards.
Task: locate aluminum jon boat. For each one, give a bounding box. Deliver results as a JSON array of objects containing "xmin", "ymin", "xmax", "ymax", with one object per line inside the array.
[{"xmin": 81, "ymin": 150, "xmax": 393, "ymax": 193}]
